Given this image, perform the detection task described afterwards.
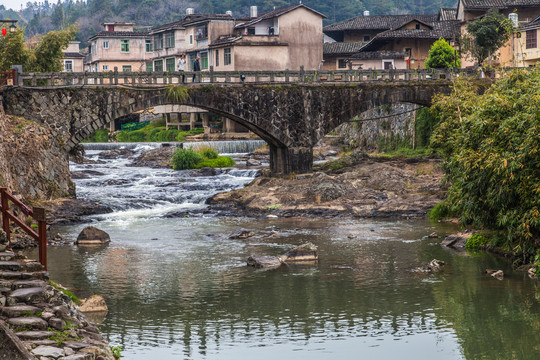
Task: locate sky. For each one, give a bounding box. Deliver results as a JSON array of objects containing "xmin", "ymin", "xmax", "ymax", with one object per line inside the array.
[{"xmin": 1, "ymin": 0, "xmax": 31, "ymax": 11}]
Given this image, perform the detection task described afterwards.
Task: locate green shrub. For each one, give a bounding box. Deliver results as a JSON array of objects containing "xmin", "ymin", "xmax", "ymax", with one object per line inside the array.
[
  {"xmin": 431, "ymin": 68, "xmax": 540, "ymax": 262},
  {"xmin": 415, "ymin": 107, "xmax": 441, "ymax": 148},
  {"xmin": 428, "ymin": 202, "xmax": 454, "ymax": 220},
  {"xmin": 83, "ymin": 129, "xmax": 109, "ymax": 143},
  {"xmin": 194, "ymin": 156, "xmax": 235, "ymax": 168},
  {"xmin": 465, "ymin": 233, "xmax": 488, "ymax": 250},
  {"xmin": 172, "ymin": 148, "xmax": 203, "ymax": 170},
  {"xmin": 198, "ymin": 147, "xmax": 219, "ymax": 159}
]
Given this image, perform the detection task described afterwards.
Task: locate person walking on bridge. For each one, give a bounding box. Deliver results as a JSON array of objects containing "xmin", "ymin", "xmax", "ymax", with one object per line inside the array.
[
  {"xmin": 192, "ymin": 56, "xmax": 201, "ymax": 83},
  {"xmin": 177, "ymin": 54, "xmax": 186, "ymax": 83}
]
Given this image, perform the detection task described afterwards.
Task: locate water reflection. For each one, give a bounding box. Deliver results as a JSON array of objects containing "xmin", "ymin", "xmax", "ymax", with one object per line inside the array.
[{"xmin": 29, "ymin": 217, "xmax": 540, "ymax": 359}]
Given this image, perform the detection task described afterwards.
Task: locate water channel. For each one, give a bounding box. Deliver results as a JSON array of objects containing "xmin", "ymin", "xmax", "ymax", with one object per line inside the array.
[{"xmin": 26, "ymin": 143, "xmax": 540, "ymax": 359}]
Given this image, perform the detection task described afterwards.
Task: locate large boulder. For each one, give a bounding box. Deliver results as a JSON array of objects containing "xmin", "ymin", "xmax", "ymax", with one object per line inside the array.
[
  {"xmin": 76, "ymin": 227, "xmax": 110, "ymax": 245},
  {"xmin": 246, "ymin": 256, "xmax": 283, "ymax": 270},
  {"xmin": 441, "ymin": 231, "xmax": 472, "ymax": 249},
  {"xmin": 79, "ymin": 295, "xmax": 108, "ymax": 313}
]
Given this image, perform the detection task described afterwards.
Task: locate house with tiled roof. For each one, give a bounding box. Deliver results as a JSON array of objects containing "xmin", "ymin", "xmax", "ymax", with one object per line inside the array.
[
  {"xmin": 457, "ymin": 0, "xmax": 540, "ymax": 67},
  {"xmin": 85, "ymin": 23, "xmax": 149, "ymax": 72},
  {"xmin": 323, "ymin": 11, "xmax": 460, "ymax": 70},
  {"xmin": 208, "ymin": 4, "xmax": 325, "ymax": 71},
  {"xmin": 62, "ymin": 41, "xmax": 85, "ymax": 72},
  {"xmin": 147, "ymin": 11, "xmax": 236, "ymax": 73},
  {"xmin": 516, "ymin": 14, "xmax": 540, "ymax": 65}
]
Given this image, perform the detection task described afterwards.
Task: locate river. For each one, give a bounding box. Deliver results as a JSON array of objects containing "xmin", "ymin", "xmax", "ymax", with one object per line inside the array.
[{"xmin": 25, "ymin": 143, "xmax": 540, "ymax": 360}]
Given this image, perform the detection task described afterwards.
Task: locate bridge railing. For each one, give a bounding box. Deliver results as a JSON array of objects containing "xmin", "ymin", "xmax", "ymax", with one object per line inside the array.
[{"xmin": 18, "ymin": 67, "xmax": 483, "ymax": 87}]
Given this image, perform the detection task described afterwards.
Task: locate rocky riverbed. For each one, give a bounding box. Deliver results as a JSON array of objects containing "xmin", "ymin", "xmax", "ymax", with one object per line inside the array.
[{"xmin": 209, "ymin": 151, "xmax": 446, "ymax": 218}]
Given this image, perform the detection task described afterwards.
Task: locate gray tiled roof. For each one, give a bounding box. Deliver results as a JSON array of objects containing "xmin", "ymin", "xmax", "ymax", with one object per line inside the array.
[
  {"xmin": 89, "ymin": 31, "xmax": 149, "ymax": 40},
  {"xmin": 374, "ymin": 20, "xmax": 461, "ymax": 40},
  {"xmin": 350, "ymin": 50, "xmax": 407, "ymax": 59},
  {"xmin": 520, "ymin": 14, "xmax": 540, "ymax": 29},
  {"xmin": 63, "ymin": 52, "xmax": 85, "ymax": 58},
  {"xmin": 323, "ymin": 42, "xmax": 367, "ymax": 56},
  {"xmin": 324, "ymin": 14, "xmax": 438, "ymax": 33},
  {"xmin": 462, "ymin": 0, "xmax": 540, "ymax": 9},
  {"xmin": 236, "ymin": 4, "xmax": 326, "ymax": 29},
  {"xmin": 438, "ymin": 8, "xmax": 457, "ymax": 20}
]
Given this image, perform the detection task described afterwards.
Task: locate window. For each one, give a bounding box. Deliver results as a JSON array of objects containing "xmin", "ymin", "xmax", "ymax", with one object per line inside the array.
[
  {"xmin": 526, "ymin": 30, "xmax": 537, "ymax": 49},
  {"xmin": 103, "ymin": 40, "xmax": 109, "ymax": 49},
  {"xmin": 200, "ymin": 52, "xmax": 208, "ymax": 69},
  {"xmin": 165, "ymin": 32, "xmax": 175, "ymax": 48},
  {"xmin": 154, "ymin": 34, "xmax": 163, "ymax": 50},
  {"xmin": 92, "ymin": 41, "xmax": 97, "ymax": 54},
  {"xmin": 122, "ymin": 65, "xmax": 132, "ymax": 72},
  {"xmin": 146, "ymin": 62, "xmax": 153, "ymax": 72},
  {"xmin": 103, "ymin": 65, "xmax": 109, "ymax": 71},
  {"xmin": 166, "ymin": 58, "xmax": 175, "ymax": 72},
  {"xmin": 382, "ymin": 60, "xmax": 394, "ymax": 69},
  {"xmin": 154, "ymin": 59, "xmax": 163, "ymax": 72},
  {"xmin": 196, "ymin": 26, "xmax": 208, "ymax": 40},
  {"xmin": 64, "ymin": 60, "xmax": 73, "ymax": 72},
  {"xmin": 247, "ymin": 27, "xmax": 255, "ymax": 35},
  {"xmin": 146, "ymin": 39, "xmax": 152, "ymax": 52},
  {"xmin": 121, "ymin": 40, "xmax": 129, "ymax": 52},
  {"xmin": 107, "ymin": 25, "xmax": 114, "ymax": 32},
  {"xmin": 215, "ymin": 49, "xmax": 219, "ymax": 67},
  {"xmin": 224, "ymin": 48, "xmax": 231, "ymax": 65},
  {"xmin": 415, "ymin": 24, "xmax": 420, "ymax": 29},
  {"xmin": 189, "ymin": 34, "xmax": 193, "ymax": 45},
  {"xmin": 363, "ymin": 35, "xmax": 370, "ymax": 42},
  {"xmin": 338, "ymin": 59, "xmax": 347, "ymax": 68}
]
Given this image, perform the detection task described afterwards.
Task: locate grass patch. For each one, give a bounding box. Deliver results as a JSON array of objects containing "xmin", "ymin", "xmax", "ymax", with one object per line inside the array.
[
  {"xmin": 194, "ymin": 156, "xmax": 235, "ymax": 169},
  {"xmin": 465, "ymin": 233, "xmax": 489, "ymax": 251},
  {"xmin": 428, "ymin": 202, "xmax": 455, "ymax": 220},
  {"xmin": 82, "ymin": 129, "xmax": 109, "ymax": 143}
]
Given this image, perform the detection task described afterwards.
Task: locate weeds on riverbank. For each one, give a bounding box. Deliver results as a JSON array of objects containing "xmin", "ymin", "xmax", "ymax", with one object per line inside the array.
[{"xmin": 172, "ymin": 147, "xmax": 234, "ymax": 170}]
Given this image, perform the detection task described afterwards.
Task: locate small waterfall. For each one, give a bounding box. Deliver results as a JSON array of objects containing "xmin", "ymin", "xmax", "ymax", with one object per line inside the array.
[{"xmin": 82, "ymin": 140, "xmax": 266, "ymax": 154}]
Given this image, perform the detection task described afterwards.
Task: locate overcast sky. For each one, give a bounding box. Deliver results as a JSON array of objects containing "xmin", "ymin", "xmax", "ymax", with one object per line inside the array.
[{"xmin": 1, "ymin": 0, "xmax": 29, "ymax": 11}]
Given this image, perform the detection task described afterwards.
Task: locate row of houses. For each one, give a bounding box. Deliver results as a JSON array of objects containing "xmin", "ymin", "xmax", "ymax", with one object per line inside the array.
[{"xmin": 63, "ymin": 1, "xmax": 540, "ymax": 74}]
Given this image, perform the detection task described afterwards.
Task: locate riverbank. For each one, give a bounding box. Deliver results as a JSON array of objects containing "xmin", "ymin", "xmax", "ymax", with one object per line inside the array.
[{"xmin": 209, "ymin": 151, "xmax": 445, "ymax": 218}]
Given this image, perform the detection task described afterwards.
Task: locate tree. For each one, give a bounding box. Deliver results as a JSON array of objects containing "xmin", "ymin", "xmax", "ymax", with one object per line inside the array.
[
  {"xmin": 430, "ymin": 67, "xmax": 540, "ymax": 262},
  {"xmin": 464, "ymin": 8, "xmax": 513, "ymax": 67},
  {"xmin": 0, "ymin": 28, "xmax": 28, "ymax": 72},
  {"xmin": 28, "ymin": 25, "xmax": 77, "ymax": 72},
  {"xmin": 425, "ymin": 38, "xmax": 460, "ymax": 69}
]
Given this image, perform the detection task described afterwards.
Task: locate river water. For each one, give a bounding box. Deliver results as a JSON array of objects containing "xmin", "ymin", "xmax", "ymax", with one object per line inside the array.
[{"xmin": 26, "ymin": 143, "xmax": 540, "ymax": 360}]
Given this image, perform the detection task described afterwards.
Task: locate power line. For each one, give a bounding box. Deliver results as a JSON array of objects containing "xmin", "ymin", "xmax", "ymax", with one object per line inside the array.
[{"xmin": 346, "ymin": 106, "xmax": 424, "ymax": 122}]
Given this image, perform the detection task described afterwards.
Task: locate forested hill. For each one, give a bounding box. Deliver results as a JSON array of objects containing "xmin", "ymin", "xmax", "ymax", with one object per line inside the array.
[{"xmin": 1, "ymin": 0, "xmax": 457, "ymax": 46}]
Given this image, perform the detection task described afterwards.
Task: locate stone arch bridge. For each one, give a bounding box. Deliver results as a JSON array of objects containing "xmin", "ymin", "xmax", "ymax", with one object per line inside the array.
[{"xmin": 3, "ymin": 81, "xmax": 459, "ymax": 174}]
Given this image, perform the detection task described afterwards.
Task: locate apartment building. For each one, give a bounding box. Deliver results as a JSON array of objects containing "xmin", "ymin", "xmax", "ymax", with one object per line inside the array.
[{"xmin": 86, "ymin": 22, "xmax": 149, "ymax": 72}]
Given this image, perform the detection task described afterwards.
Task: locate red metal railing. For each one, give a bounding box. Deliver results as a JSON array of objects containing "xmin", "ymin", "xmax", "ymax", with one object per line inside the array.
[
  {"xmin": 0, "ymin": 69, "xmax": 16, "ymax": 86},
  {"xmin": 0, "ymin": 187, "xmax": 47, "ymax": 270}
]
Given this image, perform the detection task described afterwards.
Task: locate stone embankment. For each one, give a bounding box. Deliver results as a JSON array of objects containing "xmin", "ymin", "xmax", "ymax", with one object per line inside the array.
[
  {"xmin": 0, "ymin": 231, "xmax": 114, "ymax": 360},
  {"xmin": 0, "ymin": 97, "xmax": 73, "ymax": 200}
]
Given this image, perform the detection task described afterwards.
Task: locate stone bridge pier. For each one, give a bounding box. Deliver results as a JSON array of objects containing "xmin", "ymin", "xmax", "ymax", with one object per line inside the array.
[{"xmin": 3, "ymin": 82, "xmax": 453, "ymax": 174}]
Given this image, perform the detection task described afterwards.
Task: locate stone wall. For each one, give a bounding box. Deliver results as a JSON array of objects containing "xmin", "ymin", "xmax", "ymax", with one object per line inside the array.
[
  {"xmin": 335, "ymin": 103, "xmax": 417, "ymax": 151},
  {"xmin": 0, "ymin": 97, "xmax": 74, "ymax": 201}
]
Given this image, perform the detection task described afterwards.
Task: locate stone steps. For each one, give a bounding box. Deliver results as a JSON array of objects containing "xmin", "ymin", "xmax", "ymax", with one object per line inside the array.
[
  {"xmin": 7, "ymin": 286, "xmax": 48, "ymax": 306},
  {"xmin": 8, "ymin": 316, "xmax": 49, "ymax": 331},
  {"xmin": 0, "ymin": 238, "xmax": 115, "ymax": 360}
]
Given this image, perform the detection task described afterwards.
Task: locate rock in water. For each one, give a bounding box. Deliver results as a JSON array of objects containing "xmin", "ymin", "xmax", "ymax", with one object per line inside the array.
[
  {"xmin": 79, "ymin": 295, "xmax": 108, "ymax": 313},
  {"xmin": 76, "ymin": 226, "xmax": 110, "ymax": 245},
  {"xmin": 247, "ymin": 256, "xmax": 283, "ymax": 269},
  {"xmin": 413, "ymin": 259, "xmax": 446, "ymax": 272},
  {"xmin": 280, "ymin": 242, "xmax": 318, "ymax": 262},
  {"xmin": 486, "ymin": 269, "xmax": 504, "ymax": 279},
  {"xmin": 229, "ymin": 229, "xmax": 255, "ymax": 239},
  {"xmin": 441, "ymin": 231, "xmax": 472, "ymax": 249}
]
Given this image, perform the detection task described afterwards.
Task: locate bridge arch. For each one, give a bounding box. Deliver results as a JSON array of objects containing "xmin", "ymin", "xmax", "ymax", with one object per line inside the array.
[{"xmin": 3, "ymin": 82, "xmax": 453, "ymax": 174}]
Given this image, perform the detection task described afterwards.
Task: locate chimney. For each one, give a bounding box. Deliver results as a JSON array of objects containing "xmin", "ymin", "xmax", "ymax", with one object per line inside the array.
[
  {"xmin": 364, "ymin": 10, "xmax": 370, "ymax": 16},
  {"xmin": 250, "ymin": 6, "xmax": 258, "ymax": 18},
  {"xmin": 508, "ymin": 13, "xmax": 518, "ymax": 28},
  {"xmin": 186, "ymin": 8, "xmax": 194, "ymax": 15},
  {"xmin": 226, "ymin": 10, "xmax": 233, "ymax": 16}
]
